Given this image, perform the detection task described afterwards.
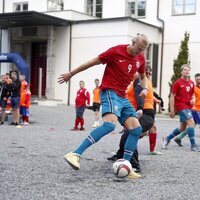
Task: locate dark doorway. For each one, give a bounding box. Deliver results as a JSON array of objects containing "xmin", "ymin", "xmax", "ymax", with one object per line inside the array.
[{"xmin": 31, "ymin": 42, "xmax": 47, "ymax": 96}]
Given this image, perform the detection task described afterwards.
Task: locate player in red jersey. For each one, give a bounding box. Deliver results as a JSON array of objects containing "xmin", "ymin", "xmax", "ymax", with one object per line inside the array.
[
  {"xmin": 58, "ymin": 34, "xmax": 149, "ymax": 178},
  {"xmin": 71, "ymin": 80, "xmax": 90, "ymax": 131},
  {"xmin": 173, "ymin": 73, "xmax": 200, "ymax": 146},
  {"xmin": 163, "ymin": 64, "xmax": 199, "ymax": 151}
]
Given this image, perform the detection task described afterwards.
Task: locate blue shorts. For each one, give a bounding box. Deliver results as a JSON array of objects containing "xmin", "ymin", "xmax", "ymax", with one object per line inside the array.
[
  {"xmin": 20, "ymin": 106, "xmax": 30, "ymax": 116},
  {"xmin": 100, "ymin": 89, "xmax": 137, "ymax": 125},
  {"xmin": 0, "ymin": 99, "xmax": 7, "ymax": 109},
  {"xmin": 178, "ymin": 109, "xmax": 193, "ymax": 122},
  {"xmin": 76, "ymin": 106, "xmax": 85, "ymax": 118},
  {"xmin": 11, "ymin": 97, "xmax": 20, "ymax": 108},
  {"xmin": 192, "ymin": 110, "xmax": 200, "ymax": 125}
]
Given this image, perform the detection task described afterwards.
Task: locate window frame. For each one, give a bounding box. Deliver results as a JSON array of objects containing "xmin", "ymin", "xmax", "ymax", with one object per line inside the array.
[
  {"xmin": 47, "ymin": 0, "xmax": 64, "ymax": 11},
  {"xmin": 85, "ymin": 0, "xmax": 103, "ymax": 18},
  {"xmin": 172, "ymin": 0, "xmax": 196, "ymax": 16},
  {"xmin": 13, "ymin": 2, "xmax": 28, "ymax": 12},
  {"xmin": 127, "ymin": 0, "xmax": 146, "ymax": 18}
]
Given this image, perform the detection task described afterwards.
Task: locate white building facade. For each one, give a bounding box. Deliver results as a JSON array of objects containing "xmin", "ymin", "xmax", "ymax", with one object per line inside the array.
[{"xmin": 0, "ymin": 0, "xmax": 199, "ymax": 107}]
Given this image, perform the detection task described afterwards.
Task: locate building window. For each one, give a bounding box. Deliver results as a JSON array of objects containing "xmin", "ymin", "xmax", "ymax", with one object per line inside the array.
[
  {"xmin": 127, "ymin": 0, "xmax": 146, "ymax": 18},
  {"xmin": 47, "ymin": 0, "xmax": 64, "ymax": 11},
  {"xmin": 86, "ymin": 0, "xmax": 103, "ymax": 18},
  {"xmin": 13, "ymin": 2, "xmax": 28, "ymax": 12},
  {"xmin": 145, "ymin": 44, "xmax": 159, "ymax": 87},
  {"xmin": 172, "ymin": 0, "xmax": 196, "ymax": 15}
]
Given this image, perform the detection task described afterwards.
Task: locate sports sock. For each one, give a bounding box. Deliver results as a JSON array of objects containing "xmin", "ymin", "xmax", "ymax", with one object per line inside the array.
[
  {"xmin": 166, "ymin": 128, "xmax": 180, "ymax": 141},
  {"xmin": 75, "ymin": 118, "xmax": 80, "ymax": 128},
  {"xmin": 149, "ymin": 132, "xmax": 157, "ymax": 152},
  {"xmin": 74, "ymin": 122, "xmax": 115, "ymax": 155},
  {"xmin": 25, "ymin": 116, "xmax": 29, "ymax": 123},
  {"xmin": 175, "ymin": 130, "xmax": 187, "ymax": 140},
  {"xmin": 80, "ymin": 117, "xmax": 84, "ymax": 128},
  {"xmin": 123, "ymin": 126, "xmax": 142, "ymax": 161},
  {"xmin": 186, "ymin": 127, "xmax": 195, "ymax": 146},
  {"xmin": 22, "ymin": 116, "xmax": 26, "ymax": 122}
]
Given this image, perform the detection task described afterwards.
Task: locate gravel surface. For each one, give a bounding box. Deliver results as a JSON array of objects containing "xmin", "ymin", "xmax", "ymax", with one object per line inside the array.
[{"xmin": 0, "ymin": 105, "xmax": 200, "ymax": 200}]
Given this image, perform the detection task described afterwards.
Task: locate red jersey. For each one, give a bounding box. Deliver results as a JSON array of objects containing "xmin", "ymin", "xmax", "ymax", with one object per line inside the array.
[
  {"xmin": 98, "ymin": 44, "xmax": 146, "ymax": 97},
  {"xmin": 171, "ymin": 78, "xmax": 194, "ymax": 112},
  {"xmin": 75, "ymin": 88, "xmax": 90, "ymax": 108}
]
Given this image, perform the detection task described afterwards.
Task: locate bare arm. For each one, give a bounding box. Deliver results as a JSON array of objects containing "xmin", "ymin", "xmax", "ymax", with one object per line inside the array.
[
  {"xmin": 138, "ymin": 73, "xmax": 149, "ymax": 98},
  {"xmin": 169, "ymin": 93, "xmax": 175, "ymax": 118},
  {"xmin": 58, "ymin": 57, "xmax": 101, "ymax": 84}
]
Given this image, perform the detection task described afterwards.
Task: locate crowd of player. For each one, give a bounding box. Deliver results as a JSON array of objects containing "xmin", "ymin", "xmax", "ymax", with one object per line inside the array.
[
  {"xmin": 58, "ymin": 33, "xmax": 200, "ymax": 179},
  {"xmin": 0, "ymin": 72, "xmax": 31, "ymax": 126}
]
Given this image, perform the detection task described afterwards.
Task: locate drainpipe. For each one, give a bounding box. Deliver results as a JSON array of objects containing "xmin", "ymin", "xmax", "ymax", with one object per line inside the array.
[
  {"xmin": 157, "ymin": 0, "xmax": 164, "ymax": 97},
  {"xmin": 67, "ymin": 22, "xmax": 72, "ymax": 105}
]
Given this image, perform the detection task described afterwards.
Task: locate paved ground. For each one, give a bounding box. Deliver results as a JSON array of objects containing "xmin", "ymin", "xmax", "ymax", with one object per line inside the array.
[{"xmin": 1, "ymin": 104, "xmax": 200, "ymax": 200}]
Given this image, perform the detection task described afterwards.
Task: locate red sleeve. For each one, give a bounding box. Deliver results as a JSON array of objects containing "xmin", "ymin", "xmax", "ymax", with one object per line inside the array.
[
  {"xmin": 24, "ymin": 93, "xmax": 31, "ymax": 106},
  {"xmin": 85, "ymin": 90, "xmax": 90, "ymax": 105},
  {"xmin": 98, "ymin": 46, "xmax": 116, "ymax": 64},
  {"xmin": 171, "ymin": 81, "xmax": 179, "ymax": 94},
  {"xmin": 137, "ymin": 54, "xmax": 146, "ymax": 74}
]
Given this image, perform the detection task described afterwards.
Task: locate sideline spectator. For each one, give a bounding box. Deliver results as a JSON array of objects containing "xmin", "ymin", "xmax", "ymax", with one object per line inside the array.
[{"xmin": 71, "ymin": 80, "xmax": 90, "ymax": 131}]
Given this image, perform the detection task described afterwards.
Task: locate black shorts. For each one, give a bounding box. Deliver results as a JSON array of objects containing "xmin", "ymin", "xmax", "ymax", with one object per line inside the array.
[
  {"xmin": 139, "ymin": 109, "xmax": 155, "ymax": 133},
  {"xmin": 93, "ymin": 102, "xmax": 100, "ymax": 111}
]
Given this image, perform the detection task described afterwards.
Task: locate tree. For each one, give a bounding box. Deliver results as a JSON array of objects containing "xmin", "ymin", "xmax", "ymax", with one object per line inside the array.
[
  {"xmin": 168, "ymin": 32, "xmax": 190, "ymax": 111},
  {"xmin": 170, "ymin": 32, "xmax": 190, "ymax": 86}
]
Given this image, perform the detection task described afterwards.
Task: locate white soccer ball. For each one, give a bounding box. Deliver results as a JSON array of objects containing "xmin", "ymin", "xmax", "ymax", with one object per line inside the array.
[{"xmin": 112, "ymin": 159, "xmax": 132, "ymax": 178}]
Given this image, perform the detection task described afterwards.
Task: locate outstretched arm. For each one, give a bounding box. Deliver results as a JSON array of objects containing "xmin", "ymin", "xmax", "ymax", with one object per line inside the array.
[
  {"xmin": 169, "ymin": 93, "xmax": 175, "ymax": 118},
  {"xmin": 138, "ymin": 73, "xmax": 149, "ymax": 98},
  {"xmin": 58, "ymin": 57, "xmax": 101, "ymax": 84}
]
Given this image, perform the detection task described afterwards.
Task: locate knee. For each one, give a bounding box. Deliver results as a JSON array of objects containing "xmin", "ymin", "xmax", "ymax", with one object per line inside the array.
[
  {"xmin": 129, "ymin": 126, "xmax": 142, "ymax": 137},
  {"xmin": 102, "ymin": 122, "xmax": 116, "ymax": 132}
]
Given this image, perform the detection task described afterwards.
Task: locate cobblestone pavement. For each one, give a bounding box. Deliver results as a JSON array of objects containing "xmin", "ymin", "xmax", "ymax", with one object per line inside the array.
[{"xmin": 0, "ymin": 105, "xmax": 200, "ymax": 200}]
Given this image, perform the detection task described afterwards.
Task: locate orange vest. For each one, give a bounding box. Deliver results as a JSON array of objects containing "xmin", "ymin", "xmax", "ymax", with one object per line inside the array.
[
  {"xmin": 143, "ymin": 81, "xmax": 154, "ymax": 109},
  {"xmin": 192, "ymin": 85, "xmax": 200, "ymax": 111},
  {"xmin": 20, "ymin": 90, "xmax": 31, "ymax": 108},
  {"xmin": 126, "ymin": 82, "xmax": 137, "ymax": 109},
  {"xmin": 93, "ymin": 87, "xmax": 101, "ymax": 103},
  {"xmin": 126, "ymin": 79, "xmax": 154, "ymax": 110},
  {"xmin": 20, "ymin": 80, "xmax": 28, "ymax": 94}
]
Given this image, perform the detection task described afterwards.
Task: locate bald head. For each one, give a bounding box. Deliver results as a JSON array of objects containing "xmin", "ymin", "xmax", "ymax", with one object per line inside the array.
[{"xmin": 128, "ymin": 34, "xmax": 149, "ymax": 56}]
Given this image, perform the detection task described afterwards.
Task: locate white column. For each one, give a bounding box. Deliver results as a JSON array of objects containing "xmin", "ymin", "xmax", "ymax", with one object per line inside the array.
[
  {"xmin": 46, "ymin": 25, "xmax": 56, "ymax": 99},
  {"xmin": 0, "ymin": 29, "xmax": 10, "ymax": 75}
]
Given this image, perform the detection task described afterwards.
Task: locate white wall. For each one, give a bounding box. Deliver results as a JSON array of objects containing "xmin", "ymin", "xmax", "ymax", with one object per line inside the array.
[
  {"xmin": 64, "ymin": 0, "xmax": 85, "ymax": 12},
  {"xmin": 103, "ymin": 0, "xmax": 126, "ymax": 18},
  {"xmin": 3, "ymin": 0, "xmax": 47, "ymax": 12},
  {"xmin": 64, "ymin": 19, "xmax": 160, "ymax": 105},
  {"xmin": 158, "ymin": 0, "xmax": 200, "ymax": 106},
  {"xmin": 139, "ymin": 0, "xmax": 161, "ymax": 26},
  {"xmin": 54, "ymin": 26, "xmax": 70, "ymax": 103},
  {"xmin": 0, "ymin": 0, "xmax": 3, "ymax": 12},
  {"xmin": 0, "ymin": 29, "xmax": 10, "ymax": 75},
  {"xmin": 46, "ymin": 10, "xmax": 97, "ymax": 20}
]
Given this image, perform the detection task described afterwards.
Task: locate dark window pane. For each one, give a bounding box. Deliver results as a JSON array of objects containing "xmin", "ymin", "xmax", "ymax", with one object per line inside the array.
[
  {"xmin": 96, "ymin": 5, "xmax": 102, "ymax": 12},
  {"xmin": 23, "ymin": 4, "xmax": 28, "ymax": 11},
  {"xmin": 138, "ymin": 1, "xmax": 146, "ymax": 16},
  {"xmin": 96, "ymin": 12, "xmax": 102, "ymax": 18},
  {"xmin": 14, "ymin": 5, "xmax": 21, "ymax": 11},
  {"xmin": 96, "ymin": 0, "xmax": 102, "ymax": 4},
  {"xmin": 129, "ymin": 2, "xmax": 135, "ymax": 15},
  {"xmin": 87, "ymin": 0, "xmax": 93, "ymax": 5}
]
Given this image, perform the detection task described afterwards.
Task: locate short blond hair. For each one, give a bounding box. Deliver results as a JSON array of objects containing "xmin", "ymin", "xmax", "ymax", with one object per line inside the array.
[
  {"xmin": 135, "ymin": 34, "xmax": 149, "ymax": 47},
  {"xmin": 181, "ymin": 64, "xmax": 190, "ymax": 71}
]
